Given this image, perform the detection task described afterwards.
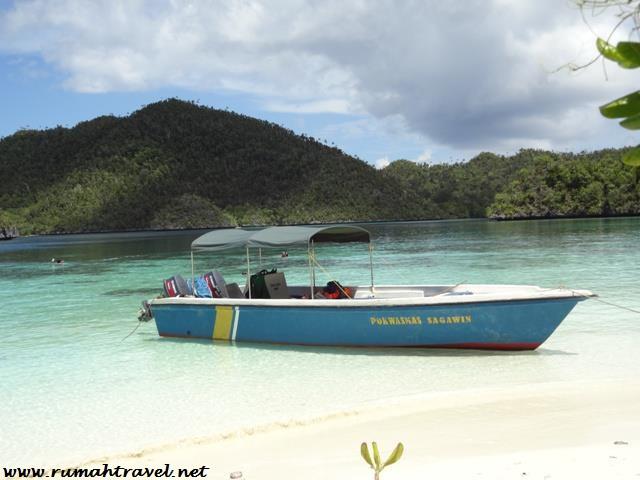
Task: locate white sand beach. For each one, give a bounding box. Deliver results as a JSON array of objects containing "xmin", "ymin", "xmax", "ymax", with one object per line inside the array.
[{"xmin": 90, "ymin": 379, "xmax": 640, "ymax": 480}]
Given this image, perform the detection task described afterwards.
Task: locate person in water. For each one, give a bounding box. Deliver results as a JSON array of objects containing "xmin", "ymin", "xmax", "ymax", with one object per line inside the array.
[{"xmin": 51, "ymin": 258, "xmax": 64, "ymax": 264}]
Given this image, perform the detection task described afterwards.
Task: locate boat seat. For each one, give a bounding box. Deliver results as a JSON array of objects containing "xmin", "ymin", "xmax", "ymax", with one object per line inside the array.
[
  {"xmin": 226, "ymin": 282, "xmax": 245, "ymax": 299},
  {"xmin": 264, "ymin": 272, "xmax": 290, "ymax": 299}
]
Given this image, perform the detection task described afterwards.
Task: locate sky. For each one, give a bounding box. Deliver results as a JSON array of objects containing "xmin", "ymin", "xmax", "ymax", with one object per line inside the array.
[{"xmin": 1, "ymin": 0, "xmax": 639, "ymax": 167}]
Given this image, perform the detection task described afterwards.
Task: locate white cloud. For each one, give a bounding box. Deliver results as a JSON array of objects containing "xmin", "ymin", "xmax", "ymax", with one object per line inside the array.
[
  {"xmin": 415, "ymin": 149, "xmax": 431, "ymax": 164},
  {"xmin": 375, "ymin": 157, "xmax": 390, "ymax": 169},
  {"xmin": 263, "ymin": 99, "xmax": 351, "ymax": 114},
  {"xmin": 0, "ymin": 0, "xmax": 637, "ymax": 153}
]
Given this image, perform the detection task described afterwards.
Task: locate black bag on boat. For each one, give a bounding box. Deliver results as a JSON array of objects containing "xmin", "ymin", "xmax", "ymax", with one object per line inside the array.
[{"xmin": 247, "ymin": 269, "xmax": 277, "ymax": 299}]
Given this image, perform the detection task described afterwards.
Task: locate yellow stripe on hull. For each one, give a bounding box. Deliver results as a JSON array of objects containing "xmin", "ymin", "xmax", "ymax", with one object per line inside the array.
[{"xmin": 213, "ymin": 306, "xmax": 233, "ymax": 340}]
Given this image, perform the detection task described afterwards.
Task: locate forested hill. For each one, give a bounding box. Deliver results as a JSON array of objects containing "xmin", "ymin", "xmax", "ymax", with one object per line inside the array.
[
  {"xmin": 382, "ymin": 149, "xmax": 640, "ymax": 220},
  {"xmin": 0, "ymin": 99, "xmax": 638, "ymax": 234},
  {"xmin": 0, "ymin": 99, "xmax": 417, "ymax": 234}
]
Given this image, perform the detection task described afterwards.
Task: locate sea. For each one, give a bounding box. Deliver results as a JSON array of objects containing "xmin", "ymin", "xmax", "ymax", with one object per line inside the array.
[{"xmin": 1, "ymin": 218, "xmax": 639, "ymax": 467}]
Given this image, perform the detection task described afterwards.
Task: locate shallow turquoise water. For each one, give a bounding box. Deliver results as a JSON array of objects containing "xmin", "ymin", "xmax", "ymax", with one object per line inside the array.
[{"xmin": 1, "ymin": 218, "xmax": 639, "ymax": 466}]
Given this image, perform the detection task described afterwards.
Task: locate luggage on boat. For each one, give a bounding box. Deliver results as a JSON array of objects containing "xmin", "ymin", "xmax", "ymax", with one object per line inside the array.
[
  {"xmin": 166, "ymin": 272, "xmax": 231, "ymax": 298},
  {"xmin": 188, "ymin": 276, "xmax": 214, "ymax": 298},
  {"xmin": 264, "ymin": 272, "xmax": 289, "ymax": 299},
  {"xmin": 248, "ymin": 269, "xmax": 277, "ymax": 299}
]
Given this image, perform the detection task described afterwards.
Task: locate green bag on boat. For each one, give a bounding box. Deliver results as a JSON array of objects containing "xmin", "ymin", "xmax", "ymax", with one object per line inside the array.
[{"xmin": 248, "ymin": 269, "xmax": 277, "ymax": 299}]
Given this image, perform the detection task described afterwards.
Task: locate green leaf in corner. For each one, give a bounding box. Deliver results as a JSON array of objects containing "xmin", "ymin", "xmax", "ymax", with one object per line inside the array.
[
  {"xmin": 622, "ymin": 147, "xmax": 640, "ymax": 167},
  {"xmin": 597, "ymin": 38, "xmax": 626, "ymax": 64},
  {"xmin": 372, "ymin": 441, "xmax": 382, "ymax": 470},
  {"xmin": 620, "ymin": 112, "xmax": 640, "ymax": 130},
  {"xmin": 361, "ymin": 442, "xmax": 374, "ymax": 468},
  {"xmin": 382, "ymin": 442, "xmax": 404, "ymax": 468},
  {"xmin": 599, "ymin": 91, "xmax": 640, "ymax": 119},
  {"xmin": 615, "ymin": 42, "xmax": 640, "ymax": 68},
  {"xmin": 597, "ymin": 38, "xmax": 640, "ymax": 68}
]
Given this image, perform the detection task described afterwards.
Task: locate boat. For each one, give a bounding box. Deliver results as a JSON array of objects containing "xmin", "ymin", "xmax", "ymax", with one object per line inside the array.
[{"xmin": 141, "ymin": 225, "xmax": 594, "ymax": 351}]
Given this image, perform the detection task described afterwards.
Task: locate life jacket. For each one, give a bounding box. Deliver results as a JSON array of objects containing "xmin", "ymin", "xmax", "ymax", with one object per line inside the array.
[
  {"xmin": 323, "ymin": 290, "xmax": 340, "ymax": 299},
  {"xmin": 323, "ymin": 281, "xmax": 349, "ymax": 299}
]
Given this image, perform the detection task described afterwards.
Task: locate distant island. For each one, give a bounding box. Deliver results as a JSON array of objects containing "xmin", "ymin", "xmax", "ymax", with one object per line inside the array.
[{"xmin": 0, "ymin": 99, "xmax": 638, "ymax": 235}]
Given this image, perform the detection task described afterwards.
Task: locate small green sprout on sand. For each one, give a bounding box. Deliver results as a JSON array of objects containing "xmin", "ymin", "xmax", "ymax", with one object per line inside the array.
[{"xmin": 360, "ymin": 441, "xmax": 404, "ymax": 480}]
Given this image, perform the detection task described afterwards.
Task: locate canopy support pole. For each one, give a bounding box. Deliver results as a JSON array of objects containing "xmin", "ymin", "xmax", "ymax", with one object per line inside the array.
[
  {"xmin": 369, "ymin": 243, "xmax": 375, "ymax": 292},
  {"xmin": 311, "ymin": 240, "xmax": 316, "ymax": 292},
  {"xmin": 258, "ymin": 248, "xmax": 262, "ymax": 267},
  {"xmin": 308, "ymin": 244, "xmax": 314, "ymax": 299},
  {"xmin": 246, "ymin": 247, "xmax": 252, "ymax": 299},
  {"xmin": 191, "ymin": 251, "xmax": 195, "ymax": 294}
]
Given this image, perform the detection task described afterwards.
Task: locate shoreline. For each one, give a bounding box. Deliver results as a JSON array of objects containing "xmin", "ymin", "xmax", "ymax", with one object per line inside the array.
[
  {"xmin": 7, "ymin": 214, "xmax": 640, "ymax": 239},
  {"xmin": 62, "ymin": 378, "xmax": 640, "ymax": 479}
]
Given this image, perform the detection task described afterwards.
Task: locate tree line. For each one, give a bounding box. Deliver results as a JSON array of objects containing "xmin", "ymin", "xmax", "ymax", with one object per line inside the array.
[{"xmin": 0, "ymin": 99, "xmax": 638, "ymax": 235}]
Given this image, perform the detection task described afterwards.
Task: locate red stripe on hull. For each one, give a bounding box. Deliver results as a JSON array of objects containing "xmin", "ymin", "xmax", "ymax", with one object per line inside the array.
[
  {"xmin": 158, "ymin": 333, "xmax": 540, "ymax": 351},
  {"xmin": 159, "ymin": 332, "xmax": 213, "ymax": 340},
  {"xmin": 421, "ymin": 342, "xmax": 541, "ymax": 351}
]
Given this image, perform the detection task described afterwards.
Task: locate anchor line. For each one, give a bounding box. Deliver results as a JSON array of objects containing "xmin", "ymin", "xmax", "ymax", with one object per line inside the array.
[
  {"xmin": 122, "ymin": 319, "xmax": 143, "ymax": 342},
  {"xmin": 544, "ymin": 286, "xmax": 640, "ymax": 316},
  {"xmin": 586, "ymin": 295, "xmax": 640, "ymax": 315}
]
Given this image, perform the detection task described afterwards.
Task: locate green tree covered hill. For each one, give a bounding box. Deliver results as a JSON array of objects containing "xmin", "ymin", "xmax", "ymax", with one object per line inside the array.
[
  {"xmin": 0, "ymin": 99, "xmax": 420, "ymax": 234},
  {"xmin": 0, "ymin": 99, "xmax": 638, "ymax": 234},
  {"xmin": 487, "ymin": 150, "xmax": 640, "ymax": 219}
]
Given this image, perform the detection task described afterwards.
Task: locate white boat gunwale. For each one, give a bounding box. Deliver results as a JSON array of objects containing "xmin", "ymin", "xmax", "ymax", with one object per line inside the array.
[{"xmin": 149, "ymin": 285, "xmax": 595, "ymax": 308}]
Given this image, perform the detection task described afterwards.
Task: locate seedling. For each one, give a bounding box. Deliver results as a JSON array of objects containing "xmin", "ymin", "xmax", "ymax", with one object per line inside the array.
[{"xmin": 360, "ymin": 441, "xmax": 404, "ymax": 480}]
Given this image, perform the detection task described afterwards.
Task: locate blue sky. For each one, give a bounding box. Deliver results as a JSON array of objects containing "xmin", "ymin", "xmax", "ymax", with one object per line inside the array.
[{"xmin": 1, "ymin": 0, "xmax": 638, "ymax": 167}]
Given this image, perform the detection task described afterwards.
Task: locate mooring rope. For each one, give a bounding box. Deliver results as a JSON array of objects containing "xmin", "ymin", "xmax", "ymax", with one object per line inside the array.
[
  {"xmin": 121, "ymin": 320, "xmax": 143, "ymax": 342},
  {"xmin": 541, "ymin": 286, "xmax": 640, "ymax": 316},
  {"xmin": 590, "ymin": 296, "xmax": 640, "ymax": 315}
]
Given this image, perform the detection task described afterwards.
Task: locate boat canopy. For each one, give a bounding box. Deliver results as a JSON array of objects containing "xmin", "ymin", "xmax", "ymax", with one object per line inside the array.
[
  {"xmin": 248, "ymin": 225, "xmax": 370, "ymax": 249},
  {"xmin": 191, "ymin": 228, "xmax": 255, "ymax": 251},
  {"xmin": 191, "ymin": 225, "xmax": 370, "ymax": 251}
]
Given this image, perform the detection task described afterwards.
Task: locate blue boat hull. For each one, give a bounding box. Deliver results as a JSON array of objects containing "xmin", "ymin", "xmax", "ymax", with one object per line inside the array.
[{"xmin": 150, "ymin": 296, "xmax": 583, "ymax": 350}]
